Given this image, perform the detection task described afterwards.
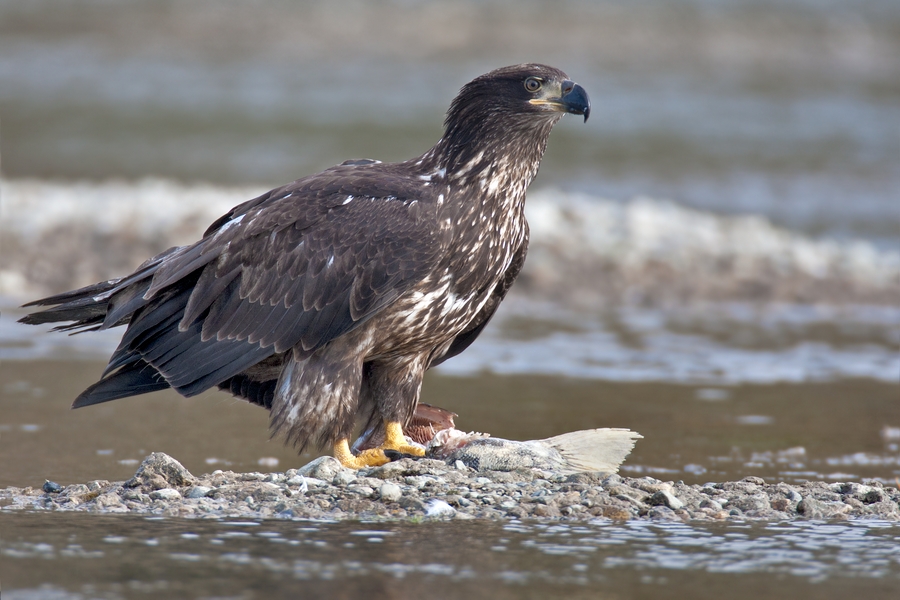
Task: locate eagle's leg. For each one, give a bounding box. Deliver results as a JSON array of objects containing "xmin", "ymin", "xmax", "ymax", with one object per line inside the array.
[
  {"xmin": 333, "ymin": 437, "xmax": 390, "ymax": 469},
  {"xmin": 380, "ymin": 420, "xmax": 427, "ymax": 456},
  {"xmin": 333, "ymin": 421, "xmax": 425, "ymax": 469}
]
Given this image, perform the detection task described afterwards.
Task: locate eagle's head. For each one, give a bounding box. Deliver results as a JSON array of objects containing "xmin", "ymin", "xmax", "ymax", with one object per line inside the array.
[
  {"xmin": 445, "ymin": 64, "xmax": 590, "ymax": 132},
  {"xmin": 437, "ymin": 64, "xmax": 590, "ymax": 173}
]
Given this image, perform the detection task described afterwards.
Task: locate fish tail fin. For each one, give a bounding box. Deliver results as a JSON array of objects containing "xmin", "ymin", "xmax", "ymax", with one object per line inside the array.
[{"xmin": 543, "ymin": 428, "xmax": 642, "ymax": 474}]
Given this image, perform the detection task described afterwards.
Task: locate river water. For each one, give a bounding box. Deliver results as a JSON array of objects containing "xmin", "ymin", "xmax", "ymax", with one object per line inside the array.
[
  {"xmin": 2, "ymin": 0, "xmax": 899, "ymax": 597},
  {"xmin": 3, "ymin": 512, "xmax": 900, "ymax": 599}
]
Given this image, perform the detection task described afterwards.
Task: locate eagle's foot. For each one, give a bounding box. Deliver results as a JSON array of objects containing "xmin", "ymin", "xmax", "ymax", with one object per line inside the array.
[
  {"xmin": 340, "ymin": 446, "xmax": 392, "ymax": 468},
  {"xmin": 334, "ymin": 440, "xmax": 392, "ymax": 469},
  {"xmin": 334, "ymin": 421, "xmax": 426, "ymax": 469},
  {"xmin": 381, "ymin": 420, "xmax": 426, "ymax": 458}
]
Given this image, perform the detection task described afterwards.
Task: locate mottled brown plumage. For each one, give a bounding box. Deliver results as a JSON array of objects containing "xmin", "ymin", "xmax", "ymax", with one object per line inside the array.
[{"xmin": 20, "ymin": 64, "xmax": 590, "ymax": 466}]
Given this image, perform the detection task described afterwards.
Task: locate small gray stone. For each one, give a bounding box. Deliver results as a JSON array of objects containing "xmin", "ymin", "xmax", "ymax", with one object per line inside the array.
[
  {"xmin": 404, "ymin": 476, "xmax": 434, "ymax": 489},
  {"xmin": 379, "ymin": 483, "xmax": 403, "ymax": 502},
  {"xmin": 615, "ymin": 494, "xmax": 645, "ymax": 510},
  {"xmin": 42, "ymin": 480, "xmax": 63, "ymax": 494},
  {"xmin": 93, "ymin": 491, "xmax": 124, "ymax": 509},
  {"xmin": 185, "ymin": 486, "xmax": 213, "ymax": 499},
  {"xmin": 399, "ymin": 496, "xmax": 425, "ymax": 511},
  {"xmin": 149, "ymin": 488, "xmax": 182, "ymax": 501},
  {"xmin": 125, "ymin": 453, "xmax": 195, "ymax": 491},
  {"xmin": 86, "ymin": 480, "xmax": 109, "ymax": 492},
  {"xmin": 648, "ymin": 506, "xmax": 680, "ymax": 520},
  {"xmin": 608, "ymin": 484, "xmax": 644, "ymax": 501},
  {"xmin": 728, "ymin": 493, "xmax": 770, "ymax": 513},
  {"xmin": 797, "ymin": 497, "xmax": 851, "ymax": 519},
  {"xmin": 348, "ymin": 485, "xmax": 374, "ymax": 497},
  {"xmin": 646, "ymin": 490, "xmax": 684, "ymax": 510},
  {"xmin": 865, "ymin": 501, "xmax": 900, "ymax": 518},
  {"xmin": 333, "ymin": 471, "xmax": 358, "ymax": 486},
  {"xmin": 699, "ymin": 498, "xmax": 722, "ymax": 511},
  {"xmin": 298, "ymin": 456, "xmax": 344, "ymax": 481},
  {"xmin": 365, "ymin": 459, "xmax": 423, "ymax": 479}
]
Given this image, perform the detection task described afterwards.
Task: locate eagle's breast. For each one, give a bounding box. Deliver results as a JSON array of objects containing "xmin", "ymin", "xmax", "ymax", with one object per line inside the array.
[{"xmin": 365, "ymin": 154, "xmax": 533, "ymax": 360}]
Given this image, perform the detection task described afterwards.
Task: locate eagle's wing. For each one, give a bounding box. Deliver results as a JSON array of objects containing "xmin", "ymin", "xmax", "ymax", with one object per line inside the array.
[{"xmin": 73, "ymin": 167, "xmax": 445, "ymax": 402}]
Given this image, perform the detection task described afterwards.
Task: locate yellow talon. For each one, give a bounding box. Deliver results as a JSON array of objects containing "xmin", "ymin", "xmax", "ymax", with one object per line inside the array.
[
  {"xmin": 334, "ymin": 438, "xmax": 391, "ymax": 469},
  {"xmin": 333, "ymin": 420, "xmax": 425, "ymax": 469},
  {"xmin": 383, "ymin": 421, "xmax": 426, "ymax": 457}
]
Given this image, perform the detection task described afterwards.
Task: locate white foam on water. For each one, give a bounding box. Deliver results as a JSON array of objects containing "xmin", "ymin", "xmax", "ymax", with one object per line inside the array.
[
  {"xmin": 2, "ymin": 179, "xmax": 897, "ymax": 295},
  {"xmin": 1, "ymin": 177, "xmax": 259, "ymax": 243},
  {"xmin": 524, "ymin": 190, "xmax": 900, "ymax": 291}
]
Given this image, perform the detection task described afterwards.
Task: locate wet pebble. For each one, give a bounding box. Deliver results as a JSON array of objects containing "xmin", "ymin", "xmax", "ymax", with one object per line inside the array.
[
  {"xmin": 185, "ymin": 486, "xmax": 213, "ymax": 499},
  {"xmin": 42, "ymin": 481, "xmax": 62, "ymax": 494},
  {"xmin": 646, "ymin": 490, "xmax": 684, "ymax": 510},
  {"xmin": 149, "ymin": 488, "xmax": 182, "ymax": 501},
  {"xmin": 332, "ymin": 471, "xmax": 357, "ymax": 487},
  {"xmin": 379, "ymin": 483, "xmax": 402, "ymax": 502}
]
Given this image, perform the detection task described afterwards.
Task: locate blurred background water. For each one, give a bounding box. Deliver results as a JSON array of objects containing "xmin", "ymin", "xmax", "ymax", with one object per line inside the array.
[
  {"xmin": 1, "ymin": 1, "xmax": 899, "ymax": 598},
  {"xmin": 2, "ymin": 0, "xmax": 899, "ymax": 247}
]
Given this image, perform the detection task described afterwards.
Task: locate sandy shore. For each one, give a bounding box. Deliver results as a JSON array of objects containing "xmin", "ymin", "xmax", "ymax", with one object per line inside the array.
[{"xmin": 3, "ymin": 452, "xmax": 898, "ymax": 522}]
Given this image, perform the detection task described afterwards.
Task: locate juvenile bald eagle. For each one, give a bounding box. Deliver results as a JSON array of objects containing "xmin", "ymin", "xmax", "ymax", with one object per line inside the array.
[{"xmin": 20, "ymin": 64, "xmax": 590, "ymax": 468}]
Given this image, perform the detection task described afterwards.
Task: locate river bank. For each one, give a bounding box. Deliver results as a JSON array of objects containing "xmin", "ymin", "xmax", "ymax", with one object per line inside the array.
[{"xmin": 3, "ymin": 452, "xmax": 898, "ymax": 523}]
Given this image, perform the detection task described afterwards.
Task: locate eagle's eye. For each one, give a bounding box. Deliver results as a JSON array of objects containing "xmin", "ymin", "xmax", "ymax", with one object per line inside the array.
[{"xmin": 524, "ymin": 77, "xmax": 542, "ymax": 93}]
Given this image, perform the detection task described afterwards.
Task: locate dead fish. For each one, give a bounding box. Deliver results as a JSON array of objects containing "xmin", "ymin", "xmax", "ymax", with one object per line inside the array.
[
  {"xmin": 354, "ymin": 403, "xmax": 641, "ymax": 475},
  {"xmin": 427, "ymin": 427, "xmax": 642, "ymax": 475}
]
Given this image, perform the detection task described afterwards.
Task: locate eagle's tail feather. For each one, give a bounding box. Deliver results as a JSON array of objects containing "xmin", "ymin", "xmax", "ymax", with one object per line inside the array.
[
  {"xmin": 18, "ymin": 279, "xmax": 123, "ymax": 331},
  {"xmin": 18, "ymin": 247, "xmax": 178, "ymax": 332}
]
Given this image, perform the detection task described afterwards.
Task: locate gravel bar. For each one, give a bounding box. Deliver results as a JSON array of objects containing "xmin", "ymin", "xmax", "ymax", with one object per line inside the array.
[{"xmin": 3, "ymin": 452, "xmax": 899, "ymax": 522}]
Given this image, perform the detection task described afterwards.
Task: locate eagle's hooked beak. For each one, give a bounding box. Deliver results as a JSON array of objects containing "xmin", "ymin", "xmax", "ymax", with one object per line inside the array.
[
  {"xmin": 530, "ymin": 80, "xmax": 591, "ymax": 123},
  {"xmin": 560, "ymin": 80, "xmax": 590, "ymax": 122}
]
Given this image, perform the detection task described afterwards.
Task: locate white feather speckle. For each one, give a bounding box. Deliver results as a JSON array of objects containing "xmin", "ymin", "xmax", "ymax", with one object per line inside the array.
[{"xmin": 214, "ymin": 213, "xmax": 244, "ymax": 239}]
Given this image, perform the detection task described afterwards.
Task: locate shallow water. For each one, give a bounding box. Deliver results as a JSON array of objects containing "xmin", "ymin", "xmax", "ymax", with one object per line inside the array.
[
  {"xmin": 3, "ymin": 512, "xmax": 899, "ymax": 599},
  {"xmin": 2, "ymin": 298, "xmax": 898, "ymax": 490}
]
